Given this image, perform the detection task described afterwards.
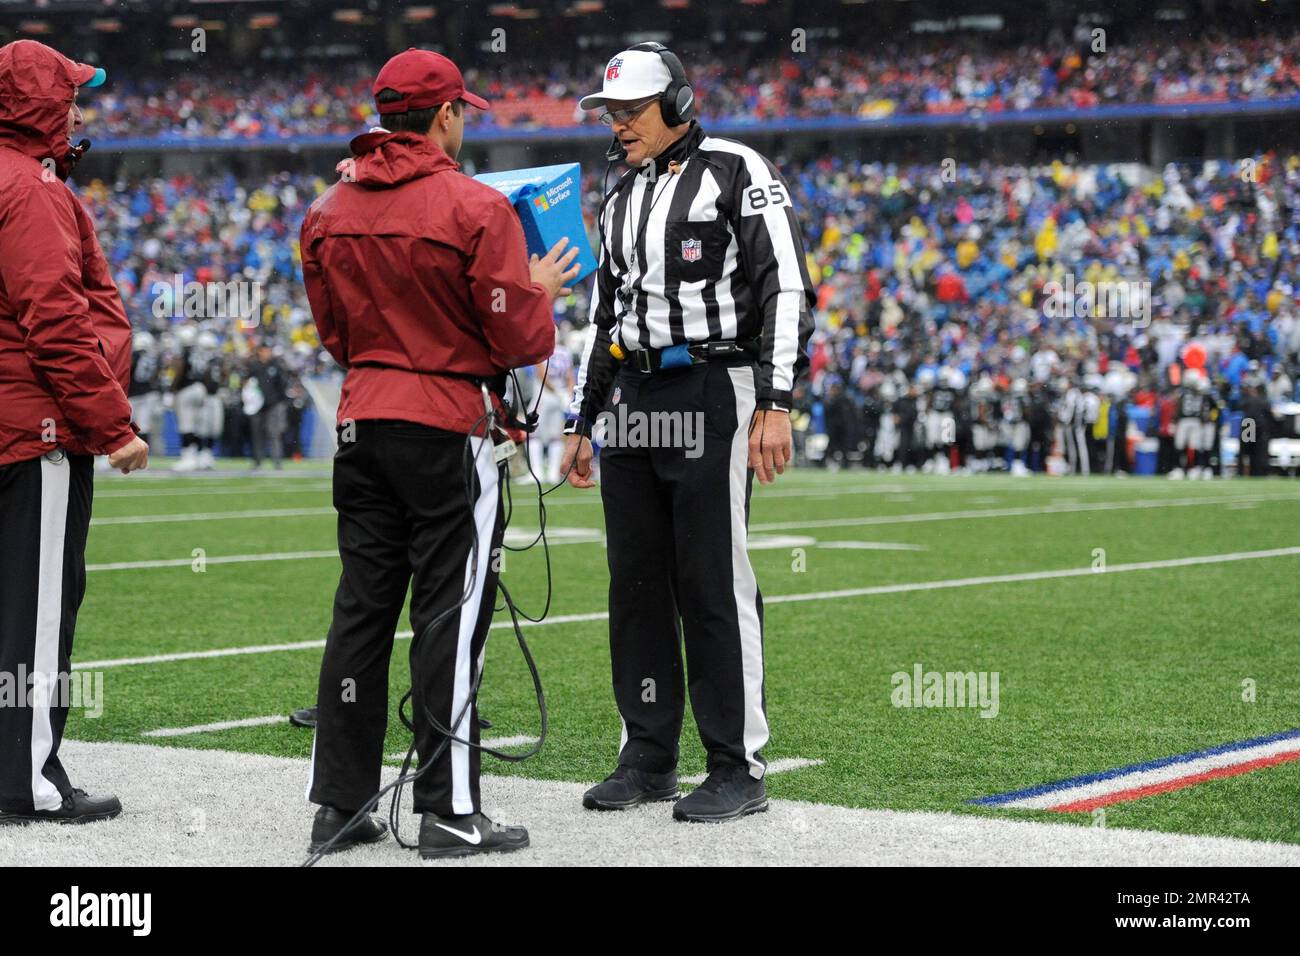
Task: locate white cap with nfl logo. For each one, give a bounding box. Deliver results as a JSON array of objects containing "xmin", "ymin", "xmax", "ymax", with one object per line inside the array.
[{"xmin": 579, "ymin": 49, "xmax": 673, "ymax": 111}]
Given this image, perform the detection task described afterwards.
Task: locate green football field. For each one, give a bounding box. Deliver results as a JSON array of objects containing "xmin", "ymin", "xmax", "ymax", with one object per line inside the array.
[{"xmin": 67, "ymin": 463, "xmax": 1300, "ymax": 847}]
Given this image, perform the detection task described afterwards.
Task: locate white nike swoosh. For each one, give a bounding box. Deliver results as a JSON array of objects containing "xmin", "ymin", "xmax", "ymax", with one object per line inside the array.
[{"xmin": 434, "ymin": 822, "xmax": 482, "ymax": 845}]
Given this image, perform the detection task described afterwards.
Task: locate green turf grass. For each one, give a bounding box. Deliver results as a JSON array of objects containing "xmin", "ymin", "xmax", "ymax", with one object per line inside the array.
[{"xmin": 68, "ymin": 466, "xmax": 1300, "ymax": 846}]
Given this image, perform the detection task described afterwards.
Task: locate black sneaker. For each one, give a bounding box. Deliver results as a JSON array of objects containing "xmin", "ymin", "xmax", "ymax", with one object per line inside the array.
[
  {"xmin": 0, "ymin": 789, "xmax": 121, "ymax": 826},
  {"xmin": 307, "ymin": 805, "xmax": 388, "ymax": 855},
  {"xmin": 673, "ymin": 765, "xmax": 767, "ymax": 823},
  {"xmin": 419, "ymin": 812, "xmax": 528, "ymax": 860},
  {"xmin": 582, "ymin": 766, "xmax": 679, "ymax": 811}
]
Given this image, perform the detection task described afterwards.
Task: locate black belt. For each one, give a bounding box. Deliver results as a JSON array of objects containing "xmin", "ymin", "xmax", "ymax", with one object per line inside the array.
[
  {"xmin": 350, "ymin": 360, "xmax": 504, "ymax": 393},
  {"xmin": 626, "ymin": 339, "xmax": 757, "ymax": 374}
]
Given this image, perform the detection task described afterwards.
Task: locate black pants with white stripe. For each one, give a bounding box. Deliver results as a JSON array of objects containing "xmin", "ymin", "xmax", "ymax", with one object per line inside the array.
[
  {"xmin": 599, "ymin": 361, "xmax": 768, "ymax": 780},
  {"xmin": 0, "ymin": 450, "xmax": 92, "ymax": 813},
  {"xmin": 309, "ymin": 421, "xmax": 503, "ymax": 818}
]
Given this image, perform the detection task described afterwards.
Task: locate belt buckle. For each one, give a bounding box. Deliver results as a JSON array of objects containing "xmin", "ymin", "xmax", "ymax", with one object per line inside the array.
[{"xmin": 635, "ymin": 350, "xmax": 653, "ymax": 374}]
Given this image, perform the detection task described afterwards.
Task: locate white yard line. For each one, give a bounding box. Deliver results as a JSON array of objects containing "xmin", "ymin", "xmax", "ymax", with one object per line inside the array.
[
  {"xmin": 4, "ymin": 741, "xmax": 1294, "ymax": 866},
  {"xmin": 85, "ymin": 492, "xmax": 1300, "ymax": 570},
  {"xmin": 87, "ymin": 550, "xmax": 340, "ymax": 571},
  {"xmin": 141, "ymin": 715, "xmax": 285, "ymax": 738},
  {"xmin": 387, "ymin": 735, "xmax": 540, "ymax": 760},
  {"xmin": 97, "ymin": 483, "xmax": 332, "ymax": 500},
  {"xmin": 92, "ymin": 507, "xmax": 335, "ymax": 526},
  {"xmin": 817, "ymin": 541, "xmax": 927, "ymax": 551},
  {"xmin": 73, "ymin": 546, "xmax": 1300, "ymax": 671},
  {"xmin": 749, "ymin": 492, "xmax": 1300, "ymax": 532}
]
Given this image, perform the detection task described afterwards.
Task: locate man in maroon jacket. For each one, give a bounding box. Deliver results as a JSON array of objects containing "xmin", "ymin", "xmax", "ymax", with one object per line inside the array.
[
  {"xmin": 300, "ymin": 48, "xmax": 578, "ymax": 860},
  {"xmin": 0, "ymin": 41, "xmax": 148, "ymax": 827}
]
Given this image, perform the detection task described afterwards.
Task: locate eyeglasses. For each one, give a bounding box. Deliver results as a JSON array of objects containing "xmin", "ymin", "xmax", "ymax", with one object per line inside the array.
[{"xmin": 598, "ymin": 96, "xmax": 660, "ymax": 127}]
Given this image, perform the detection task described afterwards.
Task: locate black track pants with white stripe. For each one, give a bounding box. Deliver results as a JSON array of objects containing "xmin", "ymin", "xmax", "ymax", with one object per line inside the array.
[
  {"xmin": 599, "ymin": 361, "xmax": 769, "ymax": 780},
  {"xmin": 0, "ymin": 450, "xmax": 92, "ymax": 813},
  {"xmin": 308, "ymin": 421, "xmax": 503, "ymax": 817}
]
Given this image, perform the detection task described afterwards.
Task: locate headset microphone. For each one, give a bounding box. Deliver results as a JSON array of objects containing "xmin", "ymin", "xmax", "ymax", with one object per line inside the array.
[{"xmin": 605, "ymin": 136, "xmax": 626, "ymax": 163}]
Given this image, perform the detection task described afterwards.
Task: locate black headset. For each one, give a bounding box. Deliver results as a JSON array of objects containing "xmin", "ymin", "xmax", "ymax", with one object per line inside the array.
[
  {"xmin": 605, "ymin": 42, "xmax": 694, "ymax": 163},
  {"xmin": 629, "ymin": 41, "xmax": 695, "ymax": 127}
]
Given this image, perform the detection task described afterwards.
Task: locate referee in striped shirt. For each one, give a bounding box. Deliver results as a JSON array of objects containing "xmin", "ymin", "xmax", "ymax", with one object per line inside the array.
[{"xmin": 561, "ymin": 43, "xmax": 814, "ymax": 822}]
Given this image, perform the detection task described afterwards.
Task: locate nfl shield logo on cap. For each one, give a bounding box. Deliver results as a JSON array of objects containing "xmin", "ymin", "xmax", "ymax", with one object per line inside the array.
[
  {"xmin": 681, "ymin": 238, "xmax": 702, "ymax": 262},
  {"xmin": 606, "ymin": 57, "xmax": 622, "ymax": 81}
]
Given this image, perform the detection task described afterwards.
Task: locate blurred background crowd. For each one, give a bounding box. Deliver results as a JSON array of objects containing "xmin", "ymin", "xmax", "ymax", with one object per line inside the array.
[{"xmin": 15, "ymin": 0, "xmax": 1298, "ymax": 474}]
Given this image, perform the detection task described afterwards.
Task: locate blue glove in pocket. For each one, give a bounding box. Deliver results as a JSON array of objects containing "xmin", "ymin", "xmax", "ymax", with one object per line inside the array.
[{"xmin": 659, "ymin": 343, "xmax": 693, "ymax": 369}]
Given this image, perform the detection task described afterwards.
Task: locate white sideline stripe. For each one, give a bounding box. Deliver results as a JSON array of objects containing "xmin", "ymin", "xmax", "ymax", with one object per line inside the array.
[
  {"xmin": 141, "ymin": 715, "xmax": 285, "ymax": 738},
  {"xmin": 749, "ymin": 492, "xmax": 1300, "ymax": 532},
  {"xmin": 681, "ymin": 757, "xmax": 825, "ymax": 785},
  {"xmin": 72, "ymin": 547, "xmax": 1300, "ymax": 671},
  {"xmin": 1001, "ymin": 736, "xmax": 1300, "ymax": 811},
  {"xmin": 10, "ymin": 741, "xmax": 1298, "ymax": 866}
]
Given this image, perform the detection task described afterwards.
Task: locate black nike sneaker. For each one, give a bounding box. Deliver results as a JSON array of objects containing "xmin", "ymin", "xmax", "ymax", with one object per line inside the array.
[
  {"xmin": 418, "ymin": 812, "xmax": 529, "ymax": 860},
  {"xmin": 307, "ymin": 805, "xmax": 388, "ymax": 855},
  {"xmin": 672, "ymin": 764, "xmax": 767, "ymax": 822},
  {"xmin": 582, "ymin": 766, "xmax": 679, "ymax": 810},
  {"xmin": 0, "ymin": 789, "xmax": 121, "ymax": 826}
]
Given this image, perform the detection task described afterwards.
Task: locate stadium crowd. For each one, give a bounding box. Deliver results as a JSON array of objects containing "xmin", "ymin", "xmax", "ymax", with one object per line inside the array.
[
  {"xmin": 74, "ymin": 140, "xmax": 1300, "ymax": 475},
  {"xmin": 80, "ymin": 30, "xmax": 1300, "ymax": 140}
]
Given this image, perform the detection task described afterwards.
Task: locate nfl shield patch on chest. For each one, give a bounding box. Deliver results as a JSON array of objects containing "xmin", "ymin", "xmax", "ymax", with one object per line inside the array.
[{"xmin": 681, "ymin": 238, "xmax": 702, "ymax": 262}]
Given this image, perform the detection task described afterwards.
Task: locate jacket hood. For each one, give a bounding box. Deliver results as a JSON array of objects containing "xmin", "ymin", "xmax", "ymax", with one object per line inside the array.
[
  {"xmin": 340, "ymin": 129, "xmax": 458, "ymax": 188},
  {"xmin": 0, "ymin": 40, "xmax": 89, "ymax": 171}
]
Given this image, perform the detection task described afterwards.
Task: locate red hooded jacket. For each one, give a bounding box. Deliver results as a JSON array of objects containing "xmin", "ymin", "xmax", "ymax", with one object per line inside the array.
[
  {"xmin": 0, "ymin": 40, "xmax": 136, "ymax": 467},
  {"xmin": 300, "ymin": 129, "xmax": 555, "ymax": 436}
]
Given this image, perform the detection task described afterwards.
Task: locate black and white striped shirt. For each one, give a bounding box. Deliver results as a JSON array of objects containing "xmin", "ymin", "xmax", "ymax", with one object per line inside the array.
[{"xmin": 567, "ymin": 122, "xmax": 815, "ymax": 431}]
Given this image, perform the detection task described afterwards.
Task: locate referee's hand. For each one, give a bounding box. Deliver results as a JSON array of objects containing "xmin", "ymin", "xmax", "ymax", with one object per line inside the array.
[
  {"xmin": 560, "ymin": 433, "xmax": 595, "ymax": 488},
  {"xmin": 748, "ymin": 409, "xmax": 791, "ymax": 485}
]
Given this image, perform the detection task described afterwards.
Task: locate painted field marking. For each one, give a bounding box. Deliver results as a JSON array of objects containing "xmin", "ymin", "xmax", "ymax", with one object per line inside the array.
[
  {"xmin": 141, "ymin": 715, "xmax": 285, "ymax": 738},
  {"xmin": 384, "ymin": 734, "xmax": 539, "ymax": 762},
  {"xmin": 818, "ymin": 541, "xmax": 927, "ymax": 551},
  {"xmin": 971, "ymin": 727, "xmax": 1300, "ymax": 812},
  {"xmin": 88, "ymin": 550, "xmax": 339, "ymax": 572},
  {"xmin": 85, "ymin": 493, "xmax": 1300, "ymax": 571},
  {"xmin": 97, "ymin": 483, "xmax": 333, "ymax": 500},
  {"xmin": 749, "ymin": 492, "xmax": 1300, "ymax": 532},
  {"xmin": 681, "ymin": 757, "xmax": 825, "ymax": 785},
  {"xmin": 73, "ymin": 546, "xmax": 1300, "ymax": 671},
  {"xmin": 92, "ymin": 507, "xmax": 335, "ymax": 526}
]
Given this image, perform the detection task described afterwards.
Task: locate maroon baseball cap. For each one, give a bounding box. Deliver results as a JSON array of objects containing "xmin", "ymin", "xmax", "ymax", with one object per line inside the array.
[{"xmin": 372, "ymin": 48, "xmax": 488, "ymax": 114}]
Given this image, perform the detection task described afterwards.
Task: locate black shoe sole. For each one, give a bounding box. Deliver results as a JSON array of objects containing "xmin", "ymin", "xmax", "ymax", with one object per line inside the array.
[
  {"xmin": 419, "ymin": 836, "xmax": 530, "ymax": 860},
  {"xmin": 673, "ymin": 795, "xmax": 769, "ymax": 823},
  {"xmin": 0, "ymin": 805, "xmax": 121, "ymax": 826},
  {"xmin": 288, "ymin": 714, "xmax": 316, "ymax": 729},
  {"xmin": 307, "ymin": 825, "xmax": 388, "ymax": 855},
  {"xmin": 582, "ymin": 786, "xmax": 680, "ymax": 811}
]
